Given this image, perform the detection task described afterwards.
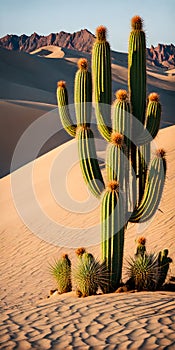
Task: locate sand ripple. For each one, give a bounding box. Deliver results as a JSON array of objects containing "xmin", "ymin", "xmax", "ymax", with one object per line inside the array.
[{"xmin": 0, "ymin": 292, "xmax": 175, "ymax": 349}]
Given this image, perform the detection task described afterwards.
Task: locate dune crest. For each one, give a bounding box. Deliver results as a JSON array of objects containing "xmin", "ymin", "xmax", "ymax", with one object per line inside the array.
[{"xmin": 30, "ymin": 45, "xmax": 65, "ymax": 58}]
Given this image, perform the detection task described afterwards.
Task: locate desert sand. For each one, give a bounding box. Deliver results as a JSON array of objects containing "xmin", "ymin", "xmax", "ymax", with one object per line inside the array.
[
  {"xmin": 0, "ymin": 45, "xmax": 175, "ymax": 349},
  {"xmin": 1, "ymin": 124, "xmax": 175, "ymax": 349}
]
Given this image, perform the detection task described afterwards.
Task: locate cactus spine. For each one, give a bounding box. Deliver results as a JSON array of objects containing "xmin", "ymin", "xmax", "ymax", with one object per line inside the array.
[{"xmin": 57, "ymin": 16, "xmax": 166, "ymax": 292}]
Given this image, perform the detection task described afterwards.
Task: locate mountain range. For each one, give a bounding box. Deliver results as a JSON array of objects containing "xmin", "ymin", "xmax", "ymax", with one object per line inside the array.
[{"xmin": 0, "ymin": 29, "xmax": 174, "ymax": 69}]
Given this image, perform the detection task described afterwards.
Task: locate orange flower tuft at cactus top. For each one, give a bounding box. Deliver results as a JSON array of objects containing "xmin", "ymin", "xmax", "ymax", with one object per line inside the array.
[
  {"xmin": 57, "ymin": 80, "xmax": 66, "ymax": 88},
  {"xmin": 116, "ymin": 89, "xmax": 128, "ymax": 101},
  {"xmin": 78, "ymin": 58, "xmax": 88, "ymax": 70},
  {"xmin": 131, "ymin": 15, "xmax": 143, "ymax": 30},
  {"xmin": 96, "ymin": 25, "xmax": 106, "ymax": 41},
  {"xmin": 149, "ymin": 92, "xmax": 160, "ymax": 102}
]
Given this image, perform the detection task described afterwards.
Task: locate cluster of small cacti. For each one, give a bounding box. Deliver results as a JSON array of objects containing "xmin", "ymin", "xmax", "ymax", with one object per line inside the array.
[
  {"xmin": 57, "ymin": 16, "xmax": 167, "ymax": 292},
  {"xmin": 50, "ymin": 249, "xmax": 109, "ymax": 297},
  {"xmin": 127, "ymin": 238, "xmax": 172, "ymax": 291},
  {"xmin": 49, "ymin": 253, "xmax": 72, "ymax": 294}
]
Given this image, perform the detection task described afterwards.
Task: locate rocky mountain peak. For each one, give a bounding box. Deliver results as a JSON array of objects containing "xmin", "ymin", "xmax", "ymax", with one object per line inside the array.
[
  {"xmin": 147, "ymin": 43, "xmax": 175, "ymax": 69},
  {"xmin": 0, "ymin": 29, "xmax": 95, "ymax": 53}
]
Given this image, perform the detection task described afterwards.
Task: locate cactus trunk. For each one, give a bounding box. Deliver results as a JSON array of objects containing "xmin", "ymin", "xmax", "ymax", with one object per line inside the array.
[{"xmin": 101, "ymin": 185, "xmax": 125, "ymax": 291}]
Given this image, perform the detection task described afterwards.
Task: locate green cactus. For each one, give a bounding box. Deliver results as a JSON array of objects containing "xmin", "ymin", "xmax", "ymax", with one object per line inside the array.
[
  {"xmin": 135, "ymin": 236, "xmax": 146, "ymax": 257},
  {"xmin": 92, "ymin": 25, "xmax": 112, "ymax": 141},
  {"xmin": 127, "ymin": 252, "xmax": 159, "ymax": 291},
  {"xmin": 57, "ymin": 16, "xmax": 167, "ymax": 292},
  {"xmin": 101, "ymin": 180, "xmax": 125, "ymax": 290},
  {"xmin": 78, "ymin": 126, "xmax": 105, "ymax": 197},
  {"xmin": 128, "ymin": 16, "xmax": 146, "ymax": 125},
  {"xmin": 73, "ymin": 250, "xmax": 109, "ymax": 297},
  {"xmin": 157, "ymin": 249, "xmax": 172, "ymax": 288},
  {"xmin": 49, "ymin": 254, "xmax": 72, "ymax": 294},
  {"xmin": 57, "ymin": 81, "xmax": 76, "ymax": 137},
  {"xmin": 74, "ymin": 58, "xmax": 92, "ymax": 127}
]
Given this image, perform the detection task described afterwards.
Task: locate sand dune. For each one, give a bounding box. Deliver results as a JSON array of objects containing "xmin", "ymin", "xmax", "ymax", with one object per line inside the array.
[
  {"xmin": 0, "ymin": 100, "xmax": 72, "ymax": 177},
  {"xmin": 0, "ymin": 45, "xmax": 175, "ymax": 178},
  {"xmin": 30, "ymin": 45, "xmax": 65, "ymax": 59}
]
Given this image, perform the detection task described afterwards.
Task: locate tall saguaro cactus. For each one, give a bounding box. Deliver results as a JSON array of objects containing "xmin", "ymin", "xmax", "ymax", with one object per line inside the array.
[{"xmin": 57, "ymin": 17, "xmax": 166, "ymax": 292}]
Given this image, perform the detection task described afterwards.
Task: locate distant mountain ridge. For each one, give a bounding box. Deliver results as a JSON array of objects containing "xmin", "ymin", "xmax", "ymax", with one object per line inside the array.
[
  {"xmin": 0, "ymin": 29, "xmax": 95, "ymax": 53},
  {"xmin": 0, "ymin": 29, "xmax": 174, "ymax": 69},
  {"xmin": 147, "ymin": 43, "xmax": 175, "ymax": 69}
]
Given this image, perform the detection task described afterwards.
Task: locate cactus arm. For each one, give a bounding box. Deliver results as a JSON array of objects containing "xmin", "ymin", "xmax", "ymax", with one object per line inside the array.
[
  {"xmin": 74, "ymin": 59, "xmax": 92, "ymax": 127},
  {"xmin": 106, "ymin": 138, "xmax": 126, "ymax": 189},
  {"xmin": 112, "ymin": 91, "xmax": 131, "ymax": 149},
  {"xmin": 74, "ymin": 59, "xmax": 104, "ymax": 198},
  {"xmin": 145, "ymin": 98, "xmax": 161, "ymax": 139},
  {"xmin": 136, "ymin": 93, "xmax": 161, "ymax": 146},
  {"xmin": 92, "ymin": 26, "xmax": 112, "ymax": 141},
  {"xmin": 57, "ymin": 81, "xmax": 77, "ymax": 137},
  {"xmin": 112, "ymin": 91, "xmax": 132, "ymax": 211},
  {"xmin": 128, "ymin": 17, "xmax": 147, "ymax": 207},
  {"xmin": 128, "ymin": 18, "xmax": 146, "ymax": 125},
  {"xmin": 129, "ymin": 150, "xmax": 166, "ymax": 223},
  {"xmin": 136, "ymin": 94, "xmax": 161, "ymax": 203},
  {"xmin": 78, "ymin": 127, "xmax": 105, "ymax": 198}
]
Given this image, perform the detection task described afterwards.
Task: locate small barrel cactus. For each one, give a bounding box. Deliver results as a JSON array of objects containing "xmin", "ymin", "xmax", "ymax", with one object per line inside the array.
[
  {"xmin": 73, "ymin": 250, "xmax": 109, "ymax": 297},
  {"xmin": 49, "ymin": 253, "xmax": 72, "ymax": 294},
  {"xmin": 127, "ymin": 252, "xmax": 159, "ymax": 291}
]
